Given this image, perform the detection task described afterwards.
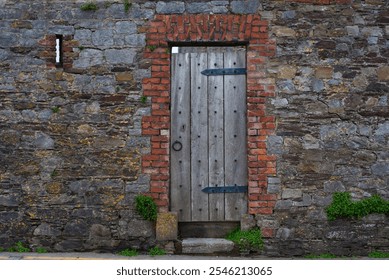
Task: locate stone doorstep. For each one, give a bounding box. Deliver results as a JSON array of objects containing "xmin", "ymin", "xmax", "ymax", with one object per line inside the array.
[{"xmin": 181, "ymin": 238, "xmax": 235, "ymax": 255}]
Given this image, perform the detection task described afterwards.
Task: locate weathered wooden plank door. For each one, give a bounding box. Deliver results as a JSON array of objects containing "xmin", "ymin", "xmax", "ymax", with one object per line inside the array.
[{"xmin": 171, "ymin": 46, "xmax": 247, "ymax": 222}]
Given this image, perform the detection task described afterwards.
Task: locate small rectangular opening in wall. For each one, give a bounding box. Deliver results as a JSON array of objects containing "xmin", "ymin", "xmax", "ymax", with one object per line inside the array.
[{"xmin": 55, "ymin": 35, "xmax": 63, "ymax": 67}]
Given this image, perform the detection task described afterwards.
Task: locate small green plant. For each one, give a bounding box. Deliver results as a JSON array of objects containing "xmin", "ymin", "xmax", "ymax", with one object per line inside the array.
[
  {"xmin": 36, "ymin": 247, "xmax": 48, "ymax": 254},
  {"xmin": 10, "ymin": 242, "xmax": 31, "ymax": 253},
  {"xmin": 140, "ymin": 95, "xmax": 147, "ymax": 104},
  {"xmin": 116, "ymin": 86, "xmax": 121, "ymax": 93},
  {"xmin": 51, "ymin": 106, "xmax": 60, "ymax": 113},
  {"xmin": 80, "ymin": 2, "xmax": 99, "ymax": 11},
  {"xmin": 0, "ymin": 247, "xmax": 4, "ymax": 252},
  {"xmin": 78, "ymin": 46, "xmax": 85, "ymax": 51},
  {"xmin": 368, "ymin": 251, "xmax": 389, "ymax": 258},
  {"xmin": 226, "ymin": 227, "xmax": 264, "ymax": 253},
  {"xmin": 326, "ymin": 192, "xmax": 389, "ymax": 221},
  {"xmin": 149, "ymin": 246, "xmax": 166, "ymax": 256},
  {"xmin": 123, "ymin": 0, "xmax": 132, "ymax": 13},
  {"xmin": 135, "ymin": 195, "xmax": 157, "ymax": 221},
  {"xmin": 118, "ymin": 248, "xmax": 138, "ymax": 257},
  {"xmin": 147, "ymin": 45, "xmax": 157, "ymax": 52},
  {"xmin": 51, "ymin": 170, "xmax": 59, "ymax": 178}
]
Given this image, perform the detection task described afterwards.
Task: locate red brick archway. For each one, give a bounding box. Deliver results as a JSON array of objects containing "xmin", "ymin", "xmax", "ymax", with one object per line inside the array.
[{"xmin": 141, "ymin": 14, "xmax": 277, "ymax": 236}]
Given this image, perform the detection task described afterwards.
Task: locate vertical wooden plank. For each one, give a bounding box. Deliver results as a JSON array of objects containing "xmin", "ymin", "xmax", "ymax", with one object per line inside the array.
[
  {"xmin": 224, "ymin": 49, "xmax": 247, "ymax": 221},
  {"xmin": 190, "ymin": 52, "xmax": 209, "ymax": 221},
  {"xmin": 207, "ymin": 52, "xmax": 226, "ymax": 221},
  {"xmin": 171, "ymin": 53, "xmax": 191, "ymax": 221}
]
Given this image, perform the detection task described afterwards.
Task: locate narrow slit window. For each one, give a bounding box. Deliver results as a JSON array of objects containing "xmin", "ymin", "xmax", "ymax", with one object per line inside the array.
[{"xmin": 55, "ymin": 35, "xmax": 63, "ymax": 67}]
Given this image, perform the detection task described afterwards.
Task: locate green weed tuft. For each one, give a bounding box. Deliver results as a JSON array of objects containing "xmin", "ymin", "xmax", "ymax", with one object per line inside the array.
[
  {"xmin": 326, "ymin": 192, "xmax": 389, "ymax": 221},
  {"xmin": 149, "ymin": 246, "xmax": 165, "ymax": 256},
  {"xmin": 80, "ymin": 2, "xmax": 99, "ymax": 11},
  {"xmin": 124, "ymin": 0, "xmax": 132, "ymax": 13},
  {"xmin": 10, "ymin": 242, "xmax": 31, "ymax": 253},
  {"xmin": 226, "ymin": 227, "xmax": 264, "ymax": 252},
  {"xmin": 118, "ymin": 248, "xmax": 138, "ymax": 257},
  {"xmin": 368, "ymin": 251, "xmax": 389, "ymax": 258},
  {"xmin": 135, "ymin": 195, "xmax": 157, "ymax": 221},
  {"xmin": 36, "ymin": 247, "xmax": 48, "ymax": 254}
]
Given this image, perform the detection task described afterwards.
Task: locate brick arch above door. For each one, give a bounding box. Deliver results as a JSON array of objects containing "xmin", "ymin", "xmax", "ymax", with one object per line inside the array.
[{"xmin": 141, "ymin": 14, "xmax": 277, "ymax": 236}]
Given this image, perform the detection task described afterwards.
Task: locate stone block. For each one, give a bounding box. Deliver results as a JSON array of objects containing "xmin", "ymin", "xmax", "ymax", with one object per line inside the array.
[
  {"xmin": 182, "ymin": 238, "xmax": 234, "ymax": 254},
  {"xmin": 115, "ymin": 21, "xmax": 137, "ymax": 34},
  {"xmin": 267, "ymin": 135, "xmax": 283, "ymax": 154},
  {"xmin": 275, "ymin": 200, "xmax": 292, "ymax": 210},
  {"xmin": 0, "ymin": 195, "xmax": 19, "ymax": 207},
  {"xmin": 33, "ymin": 223, "xmax": 60, "ymax": 237},
  {"xmin": 73, "ymin": 49, "xmax": 104, "ymax": 68},
  {"xmin": 375, "ymin": 121, "xmax": 389, "ymax": 136},
  {"xmin": 104, "ymin": 49, "xmax": 135, "ymax": 65},
  {"xmin": 273, "ymin": 26, "xmax": 296, "ymax": 37},
  {"xmin": 231, "ymin": 0, "xmax": 261, "ymax": 14},
  {"xmin": 361, "ymin": 27, "xmax": 383, "ymax": 37},
  {"xmin": 282, "ymin": 189, "xmax": 302, "ymax": 199},
  {"xmin": 92, "ymin": 30, "xmax": 114, "ymax": 47},
  {"xmin": 74, "ymin": 29, "xmax": 92, "ymax": 45},
  {"xmin": 156, "ymin": 212, "xmax": 178, "ymax": 241},
  {"xmin": 346, "ymin": 26, "xmax": 359, "ymax": 37},
  {"xmin": 125, "ymin": 34, "xmax": 146, "ymax": 47},
  {"xmin": 127, "ymin": 220, "xmax": 154, "ymax": 238},
  {"xmin": 276, "ymin": 227, "xmax": 291, "ymax": 241},
  {"xmin": 315, "ymin": 67, "xmax": 333, "ymax": 79},
  {"xmin": 377, "ymin": 66, "xmax": 389, "ymax": 81},
  {"xmin": 187, "ymin": 2, "xmax": 212, "ymax": 13},
  {"xmin": 115, "ymin": 72, "xmax": 134, "ymax": 82},
  {"xmin": 240, "ymin": 214, "xmax": 256, "ymax": 231},
  {"xmin": 156, "ymin": 1, "xmax": 185, "ymax": 14},
  {"xmin": 35, "ymin": 132, "xmax": 54, "ymax": 150},
  {"xmin": 371, "ymin": 162, "xmax": 389, "ymax": 176},
  {"xmin": 89, "ymin": 224, "xmax": 111, "ymax": 239},
  {"xmin": 276, "ymin": 79, "xmax": 295, "ymax": 93},
  {"xmin": 271, "ymin": 98, "xmax": 288, "ymax": 108},
  {"xmin": 278, "ymin": 66, "xmax": 297, "ymax": 79},
  {"xmin": 323, "ymin": 181, "xmax": 345, "ymax": 193},
  {"xmin": 312, "ymin": 78, "xmax": 324, "ymax": 92}
]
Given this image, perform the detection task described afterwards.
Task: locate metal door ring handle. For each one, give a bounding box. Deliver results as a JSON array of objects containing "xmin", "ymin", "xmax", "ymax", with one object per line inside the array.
[{"xmin": 172, "ymin": 141, "xmax": 182, "ymax": 151}]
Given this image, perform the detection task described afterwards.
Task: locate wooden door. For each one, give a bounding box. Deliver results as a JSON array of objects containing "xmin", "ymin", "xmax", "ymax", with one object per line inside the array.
[{"xmin": 171, "ymin": 46, "xmax": 247, "ymax": 222}]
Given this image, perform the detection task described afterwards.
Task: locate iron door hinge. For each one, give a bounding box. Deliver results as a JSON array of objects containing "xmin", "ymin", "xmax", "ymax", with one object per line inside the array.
[
  {"xmin": 201, "ymin": 68, "xmax": 246, "ymax": 76},
  {"xmin": 202, "ymin": 186, "xmax": 248, "ymax": 193}
]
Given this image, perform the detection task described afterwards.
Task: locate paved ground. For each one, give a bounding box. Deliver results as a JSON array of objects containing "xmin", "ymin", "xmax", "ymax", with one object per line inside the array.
[
  {"xmin": 0, "ymin": 252, "xmax": 382, "ymax": 260},
  {"xmin": 0, "ymin": 252, "xmax": 268, "ymax": 260}
]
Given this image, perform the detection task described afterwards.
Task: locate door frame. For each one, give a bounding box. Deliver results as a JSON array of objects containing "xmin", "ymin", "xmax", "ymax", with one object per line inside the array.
[
  {"xmin": 141, "ymin": 14, "xmax": 278, "ymax": 237},
  {"xmin": 170, "ymin": 46, "xmax": 248, "ymax": 222}
]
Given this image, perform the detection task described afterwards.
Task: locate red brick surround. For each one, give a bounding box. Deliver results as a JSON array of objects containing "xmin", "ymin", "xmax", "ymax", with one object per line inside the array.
[{"xmin": 142, "ymin": 14, "xmax": 277, "ymax": 234}]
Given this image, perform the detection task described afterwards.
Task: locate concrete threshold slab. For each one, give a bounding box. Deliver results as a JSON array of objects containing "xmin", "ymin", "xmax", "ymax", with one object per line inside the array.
[{"xmin": 182, "ymin": 238, "xmax": 235, "ymax": 254}]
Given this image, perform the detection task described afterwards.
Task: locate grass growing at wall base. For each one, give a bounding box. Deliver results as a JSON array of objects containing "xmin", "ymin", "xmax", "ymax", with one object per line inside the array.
[
  {"xmin": 226, "ymin": 227, "xmax": 264, "ymax": 252},
  {"xmin": 118, "ymin": 248, "xmax": 138, "ymax": 257},
  {"xmin": 368, "ymin": 251, "xmax": 389, "ymax": 258},
  {"xmin": 326, "ymin": 192, "xmax": 389, "ymax": 221}
]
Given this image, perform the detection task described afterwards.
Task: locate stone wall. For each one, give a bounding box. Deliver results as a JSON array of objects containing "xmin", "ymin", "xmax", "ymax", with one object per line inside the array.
[
  {"xmin": 0, "ymin": 0, "xmax": 388, "ymax": 255},
  {"xmin": 261, "ymin": 0, "xmax": 389, "ymax": 256},
  {"xmin": 0, "ymin": 0, "xmax": 155, "ymax": 252}
]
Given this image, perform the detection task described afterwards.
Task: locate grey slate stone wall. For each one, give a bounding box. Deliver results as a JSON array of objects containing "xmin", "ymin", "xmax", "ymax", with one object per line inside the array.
[{"xmin": 0, "ymin": 0, "xmax": 388, "ymax": 255}]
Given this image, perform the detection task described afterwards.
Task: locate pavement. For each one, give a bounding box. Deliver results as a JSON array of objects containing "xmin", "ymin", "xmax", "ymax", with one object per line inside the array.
[{"xmin": 0, "ymin": 252, "xmax": 268, "ymax": 260}]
